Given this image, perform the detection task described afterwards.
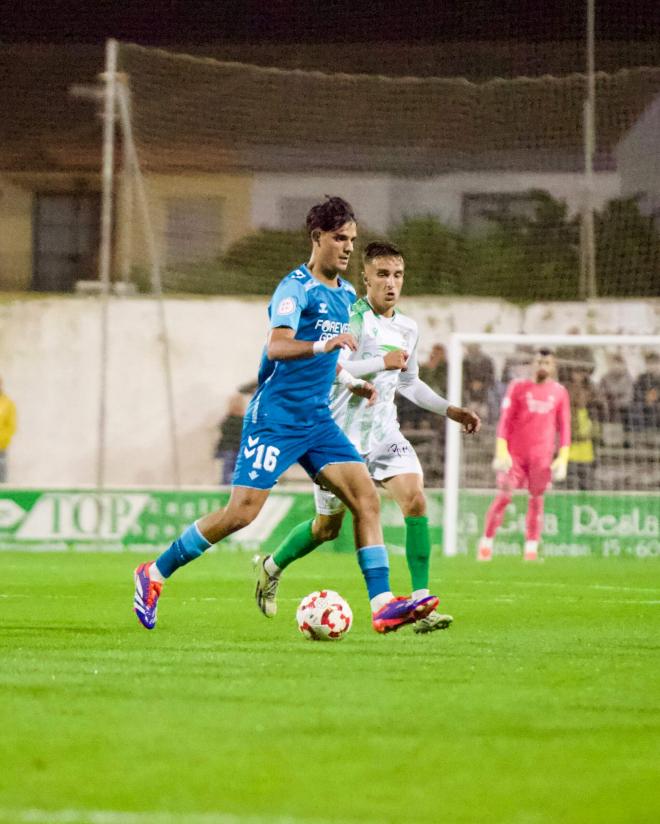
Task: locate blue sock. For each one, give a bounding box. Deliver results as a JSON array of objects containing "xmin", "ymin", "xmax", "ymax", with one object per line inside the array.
[
  {"xmin": 155, "ymin": 522, "xmax": 212, "ymax": 579},
  {"xmin": 356, "ymin": 545, "xmax": 390, "ymax": 600}
]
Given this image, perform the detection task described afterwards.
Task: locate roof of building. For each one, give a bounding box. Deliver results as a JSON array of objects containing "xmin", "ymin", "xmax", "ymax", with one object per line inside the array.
[{"xmin": 2, "ymin": 42, "xmax": 660, "ymax": 176}]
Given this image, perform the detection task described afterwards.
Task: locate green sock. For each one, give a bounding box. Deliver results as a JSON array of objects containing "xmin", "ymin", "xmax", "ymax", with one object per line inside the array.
[
  {"xmin": 272, "ymin": 519, "xmax": 322, "ymax": 571},
  {"xmin": 405, "ymin": 515, "xmax": 431, "ymax": 592}
]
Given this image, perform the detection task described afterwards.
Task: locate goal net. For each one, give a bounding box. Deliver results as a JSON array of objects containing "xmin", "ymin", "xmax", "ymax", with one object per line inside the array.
[
  {"xmin": 89, "ymin": 41, "xmax": 660, "ymax": 491},
  {"xmin": 443, "ymin": 333, "xmax": 660, "ymax": 559},
  {"xmin": 113, "ymin": 41, "xmax": 660, "ymax": 303}
]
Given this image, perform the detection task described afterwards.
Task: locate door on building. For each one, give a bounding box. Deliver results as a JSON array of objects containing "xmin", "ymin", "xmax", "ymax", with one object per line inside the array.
[{"xmin": 32, "ymin": 193, "xmax": 101, "ymax": 291}]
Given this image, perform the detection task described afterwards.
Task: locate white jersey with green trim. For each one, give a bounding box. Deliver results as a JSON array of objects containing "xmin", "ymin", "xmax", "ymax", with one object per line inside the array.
[{"xmin": 331, "ymin": 297, "xmax": 419, "ymax": 455}]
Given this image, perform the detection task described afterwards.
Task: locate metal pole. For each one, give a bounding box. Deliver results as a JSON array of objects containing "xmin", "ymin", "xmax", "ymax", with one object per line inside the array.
[
  {"xmin": 443, "ymin": 334, "xmax": 464, "ymax": 557},
  {"xmin": 119, "ymin": 75, "xmax": 134, "ymax": 286},
  {"xmin": 582, "ymin": 0, "xmax": 597, "ymax": 299},
  {"xmin": 116, "ymin": 83, "xmax": 182, "ymax": 487},
  {"xmin": 96, "ymin": 38, "xmax": 118, "ymax": 489}
]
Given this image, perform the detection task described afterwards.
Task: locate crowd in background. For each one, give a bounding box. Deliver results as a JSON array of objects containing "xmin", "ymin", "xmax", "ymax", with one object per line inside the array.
[
  {"xmin": 213, "ymin": 344, "xmax": 660, "ymax": 490},
  {"xmin": 396, "ymin": 341, "xmax": 660, "ymax": 491}
]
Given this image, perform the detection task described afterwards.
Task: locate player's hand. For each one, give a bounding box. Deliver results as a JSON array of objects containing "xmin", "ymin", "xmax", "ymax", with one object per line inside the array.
[
  {"xmin": 551, "ymin": 457, "xmax": 568, "ymax": 482},
  {"xmin": 383, "ymin": 349, "xmax": 409, "ymax": 371},
  {"xmin": 492, "ymin": 455, "xmax": 513, "ymax": 473},
  {"xmin": 349, "ymin": 381, "xmax": 378, "ymax": 406},
  {"xmin": 492, "ymin": 438, "xmax": 513, "ymax": 473},
  {"xmin": 323, "ymin": 333, "xmax": 358, "ymax": 353},
  {"xmin": 447, "ymin": 406, "xmax": 481, "ymax": 434}
]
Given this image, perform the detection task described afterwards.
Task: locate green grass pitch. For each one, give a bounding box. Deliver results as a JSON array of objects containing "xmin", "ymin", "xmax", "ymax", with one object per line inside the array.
[{"xmin": 1, "ymin": 550, "xmax": 659, "ymax": 824}]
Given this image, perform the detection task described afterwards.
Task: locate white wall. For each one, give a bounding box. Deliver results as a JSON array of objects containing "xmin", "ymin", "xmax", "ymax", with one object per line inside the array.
[
  {"xmin": 1, "ymin": 295, "xmax": 657, "ymax": 487},
  {"xmin": 251, "ymin": 171, "xmax": 621, "ymax": 231},
  {"xmin": 251, "ymin": 173, "xmax": 394, "ymax": 233}
]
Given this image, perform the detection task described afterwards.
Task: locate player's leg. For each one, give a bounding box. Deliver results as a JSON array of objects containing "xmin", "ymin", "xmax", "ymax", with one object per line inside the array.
[
  {"xmin": 382, "ymin": 472, "xmax": 453, "ymax": 633},
  {"xmin": 317, "ymin": 460, "xmax": 438, "ymax": 632},
  {"xmin": 254, "ymin": 487, "xmax": 346, "ymax": 617},
  {"xmin": 477, "ymin": 465, "xmax": 519, "ymax": 560},
  {"xmin": 523, "ymin": 463, "xmax": 551, "ymax": 561},
  {"xmin": 381, "ymin": 473, "xmax": 429, "ymax": 596},
  {"xmin": 133, "ymin": 420, "xmax": 298, "ymax": 629},
  {"xmin": 134, "ymin": 485, "xmax": 269, "ymax": 629}
]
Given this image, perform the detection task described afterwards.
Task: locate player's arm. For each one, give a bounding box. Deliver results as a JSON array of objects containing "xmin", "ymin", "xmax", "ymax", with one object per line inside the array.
[
  {"xmin": 266, "ymin": 279, "xmax": 356, "ymax": 361},
  {"xmin": 492, "ymin": 383, "xmax": 517, "ymax": 472},
  {"xmin": 551, "ymin": 386, "xmax": 572, "ymax": 481},
  {"xmin": 337, "ymin": 349, "xmax": 408, "ymax": 378},
  {"xmin": 396, "ymin": 375, "xmax": 480, "ymax": 433},
  {"xmin": 396, "ymin": 336, "xmax": 480, "ymax": 432},
  {"xmin": 335, "ymin": 366, "xmax": 378, "ymax": 405},
  {"xmin": 267, "ymin": 327, "xmax": 357, "ymax": 361}
]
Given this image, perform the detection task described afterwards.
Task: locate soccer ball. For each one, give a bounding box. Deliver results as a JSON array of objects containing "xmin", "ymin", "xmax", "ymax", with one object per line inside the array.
[{"xmin": 296, "ymin": 590, "xmax": 353, "ymax": 641}]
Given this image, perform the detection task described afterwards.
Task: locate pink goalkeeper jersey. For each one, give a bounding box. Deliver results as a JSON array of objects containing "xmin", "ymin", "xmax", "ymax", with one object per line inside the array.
[{"xmin": 497, "ymin": 379, "xmax": 571, "ymax": 463}]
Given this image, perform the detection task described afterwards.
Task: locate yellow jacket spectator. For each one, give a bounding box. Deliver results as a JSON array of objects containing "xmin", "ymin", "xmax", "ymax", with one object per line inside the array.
[
  {"xmin": 567, "ymin": 383, "xmax": 598, "ymax": 491},
  {"xmin": 0, "ymin": 379, "xmax": 17, "ymax": 483}
]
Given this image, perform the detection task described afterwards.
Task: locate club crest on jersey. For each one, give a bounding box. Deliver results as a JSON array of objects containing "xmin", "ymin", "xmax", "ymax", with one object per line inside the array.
[{"xmin": 277, "ymin": 297, "xmax": 296, "ymax": 315}]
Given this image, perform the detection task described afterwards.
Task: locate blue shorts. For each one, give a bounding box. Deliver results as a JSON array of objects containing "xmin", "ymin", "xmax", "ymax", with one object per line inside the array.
[{"xmin": 232, "ymin": 416, "xmax": 363, "ymax": 490}]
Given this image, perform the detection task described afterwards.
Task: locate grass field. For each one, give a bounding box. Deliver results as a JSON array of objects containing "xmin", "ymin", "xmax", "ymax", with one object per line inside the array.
[{"xmin": 1, "ymin": 550, "xmax": 659, "ymax": 824}]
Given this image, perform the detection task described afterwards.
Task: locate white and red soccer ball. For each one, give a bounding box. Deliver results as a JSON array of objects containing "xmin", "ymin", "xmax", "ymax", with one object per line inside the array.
[{"xmin": 296, "ymin": 590, "xmax": 353, "ymax": 641}]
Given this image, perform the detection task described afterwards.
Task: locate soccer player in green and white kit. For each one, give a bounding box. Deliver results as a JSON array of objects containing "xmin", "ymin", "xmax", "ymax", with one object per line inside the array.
[{"xmin": 255, "ymin": 241, "xmax": 481, "ymax": 632}]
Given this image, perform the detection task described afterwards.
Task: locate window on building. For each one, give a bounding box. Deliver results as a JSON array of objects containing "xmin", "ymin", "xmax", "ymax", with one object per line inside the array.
[
  {"xmin": 462, "ymin": 192, "xmax": 544, "ymax": 234},
  {"xmin": 32, "ymin": 193, "xmax": 101, "ymax": 292},
  {"xmin": 165, "ymin": 197, "xmax": 225, "ymax": 265},
  {"xmin": 278, "ymin": 197, "xmax": 317, "ymax": 230}
]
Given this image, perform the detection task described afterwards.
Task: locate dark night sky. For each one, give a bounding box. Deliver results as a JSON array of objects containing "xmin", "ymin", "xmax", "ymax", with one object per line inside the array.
[{"xmin": 5, "ymin": 0, "xmax": 660, "ymax": 44}]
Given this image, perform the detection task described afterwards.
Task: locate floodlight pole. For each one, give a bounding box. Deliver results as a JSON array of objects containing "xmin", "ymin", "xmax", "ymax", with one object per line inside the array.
[
  {"xmin": 580, "ymin": 0, "xmax": 597, "ymax": 299},
  {"xmin": 96, "ymin": 38, "xmax": 118, "ymax": 489}
]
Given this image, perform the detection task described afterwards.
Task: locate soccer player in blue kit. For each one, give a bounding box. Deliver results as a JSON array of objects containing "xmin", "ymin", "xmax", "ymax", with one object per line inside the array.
[{"xmin": 133, "ymin": 196, "xmax": 439, "ymax": 633}]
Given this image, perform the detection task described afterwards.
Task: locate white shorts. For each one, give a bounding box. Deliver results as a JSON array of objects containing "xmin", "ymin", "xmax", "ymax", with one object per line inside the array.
[{"xmin": 313, "ymin": 432, "xmax": 423, "ymax": 516}]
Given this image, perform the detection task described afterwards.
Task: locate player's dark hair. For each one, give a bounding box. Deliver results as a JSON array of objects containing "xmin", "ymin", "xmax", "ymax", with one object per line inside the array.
[
  {"xmin": 362, "ymin": 241, "xmax": 403, "ymax": 264},
  {"xmin": 306, "ymin": 196, "xmax": 356, "ymax": 237},
  {"xmin": 537, "ymin": 348, "xmax": 555, "ymax": 357}
]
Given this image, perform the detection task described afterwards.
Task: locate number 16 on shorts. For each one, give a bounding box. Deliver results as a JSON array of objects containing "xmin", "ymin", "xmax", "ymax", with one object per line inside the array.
[{"xmin": 243, "ymin": 436, "xmax": 281, "ymax": 471}]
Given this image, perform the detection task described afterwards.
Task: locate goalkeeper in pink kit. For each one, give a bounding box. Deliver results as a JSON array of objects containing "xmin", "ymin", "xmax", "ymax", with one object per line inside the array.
[{"xmin": 478, "ymin": 349, "xmax": 571, "ymax": 562}]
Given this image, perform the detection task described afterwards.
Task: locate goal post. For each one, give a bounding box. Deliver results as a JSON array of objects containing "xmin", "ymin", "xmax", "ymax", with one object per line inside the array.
[{"xmin": 443, "ymin": 332, "xmax": 660, "ymax": 557}]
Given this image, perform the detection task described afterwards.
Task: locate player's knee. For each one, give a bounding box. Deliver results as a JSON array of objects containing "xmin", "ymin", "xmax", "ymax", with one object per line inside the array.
[
  {"xmin": 314, "ymin": 516, "xmax": 342, "ymax": 542},
  {"xmin": 402, "ymin": 491, "xmax": 426, "ymax": 518},
  {"xmin": 229, "ymin": 510, "xmax": 256, "ymax": 531}
]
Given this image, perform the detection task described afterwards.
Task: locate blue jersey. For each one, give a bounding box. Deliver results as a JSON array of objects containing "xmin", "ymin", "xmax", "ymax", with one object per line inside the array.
[{"xmin": 247, "ymin": 264, "xmax": 357, "ymax": 425}]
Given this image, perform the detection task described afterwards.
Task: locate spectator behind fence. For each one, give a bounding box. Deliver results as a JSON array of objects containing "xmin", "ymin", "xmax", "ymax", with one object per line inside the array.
[
  {"xmin": 565, "ymin": 365, "xmax": 606, "ymax": 490},
  {"xmin": 598, "ymin": 352, "xmax": 634, "ymax": 424},
  {"xmin": 419, "ymin": 343, "xmax": 447, "ymax": 395},
  {"xmin": 214, "ymin": 391, "xmax": 248, "ymax": 485},
  {"xmin": 463, "ymin": 343, "xmax": 496, "ymax": 423},
  {"xmin": 0, "ymin": 378, "xmax": 17, "ymax": 483},
  {"xmin": 631, "ymin": 352, "xmax": 660, "ymax": 430},
  {"xmin": 566, "ymin": 382, "xmax": 598, "ymax": 491},
  {"xmin": 556, "ymin": 327, "xmax": 596, "ymax": 384}
]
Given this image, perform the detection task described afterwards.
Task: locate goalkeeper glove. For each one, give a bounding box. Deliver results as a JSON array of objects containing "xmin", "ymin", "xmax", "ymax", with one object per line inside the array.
[
  {"xmin": 492, "ymin": 438, "xmax": 513, "ymax": 473},
  {"xmin": 551, "ymin": 446, "xmax": 570, "ymax": 482}
]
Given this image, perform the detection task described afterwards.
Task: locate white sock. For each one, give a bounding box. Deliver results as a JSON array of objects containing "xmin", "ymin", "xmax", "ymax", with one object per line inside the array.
[
  {"xmin": 264, "ymin": 555, "xmax": 281, "ymax": 577},
  {"xmin": 524, "ymin": 540, "xmax": 538, "ymax": 555},
  {"xmin": 413, "ymin": 588, "xmax": 430, "ymax": 600},
  {"xmin": 480, "ymin": 536, "xmax": 493, "ymax": 549},
  {"xmin": 370, "ymin": 591, "xmax": 394, "ymax": 613},
  {"xmin": 149, "ymin": 563, "xmax": 165, "ymax": 583}
]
